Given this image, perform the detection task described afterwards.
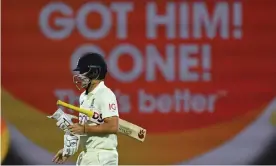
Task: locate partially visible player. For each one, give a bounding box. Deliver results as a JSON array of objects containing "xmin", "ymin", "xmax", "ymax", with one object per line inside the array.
[{"xmin": 53, "ymin": 52, "xmax": 119, "ymax": 165}]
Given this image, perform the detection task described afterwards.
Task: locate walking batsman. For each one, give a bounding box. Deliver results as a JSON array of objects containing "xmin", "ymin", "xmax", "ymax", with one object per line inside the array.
[{"xmin": 52, "ymin": 52, "xmax": 119, "ymax": 165}]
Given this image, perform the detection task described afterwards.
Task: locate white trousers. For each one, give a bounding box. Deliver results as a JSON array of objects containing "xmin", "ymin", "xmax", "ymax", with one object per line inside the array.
[{"xmin": 76, "ymin": 150, "xmax": 118, "ymax": 166}]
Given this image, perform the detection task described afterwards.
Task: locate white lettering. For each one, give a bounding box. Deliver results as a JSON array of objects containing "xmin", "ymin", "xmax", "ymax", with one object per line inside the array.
[
  {"xmin": 146, "ymin": 44, "xmax": 175, "ymax": 81},
  {"xmin": 39, "ymin": 2, "xmax": 74, "ymax": 39},
  {"xmin": 146, "ymin": 2, "xmax": 176, "ymax": 39},
  {"xmin": 109, "ymin": 44, "xmax": 143, "ymax": 82},
  {"xmin": 39, "ymin": 2, "xmax": 241, "ymax": 40},
  {"xmin": 139, "ymin": 89, "xmax": 223, "ymax": 113},
  {"xmin": 70, "ymin": 44, "xmax": 211, "ymax": 82},
  {"xmin": 179, "ymin": 45, "xmax": 199, "ymax": 81},
  {"xmin": 111, "ymin": 3, "xmax": 134, "ymax": 39},
  {"xmin": 156, "ymin": 94, "xmax": 172, "ymax": 113},
  {"xmin": 76, "ymin": 2, "xmax": 111, "ymax": 39},
  {"xmin": 193, "ymin": 2, "xmax": 229, "ymax": 39},
  {"xmin": 114, "ymin": 90, "xmax": 131, "ymax": 113},
  {"xmin": 139, "ymin": 90, "xmax": 156, "ymax": 113},
  {"xmin": 179, "ymin": 3, "xmax": 189, "ymax": 39}
]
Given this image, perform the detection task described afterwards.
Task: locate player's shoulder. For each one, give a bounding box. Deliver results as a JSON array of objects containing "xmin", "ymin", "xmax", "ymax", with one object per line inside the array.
[
  {"xmin": 79, "ymin": 91, "xmax": 86, "ymax": 100},
  {"xmin": 97, "ymin": 85, "xmax": 116, "ymax": 99}
]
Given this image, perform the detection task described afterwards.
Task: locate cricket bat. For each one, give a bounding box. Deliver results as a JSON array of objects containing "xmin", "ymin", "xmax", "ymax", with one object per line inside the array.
[{"xmin": 56, "ymin": 100, "xmax": 146, "ymax": 142}]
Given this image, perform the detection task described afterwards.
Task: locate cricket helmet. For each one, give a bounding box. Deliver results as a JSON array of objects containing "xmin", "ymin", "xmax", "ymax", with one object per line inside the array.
[{"xmin": 73, "ymin": 52, "xmax": 107, "ymax": 90}]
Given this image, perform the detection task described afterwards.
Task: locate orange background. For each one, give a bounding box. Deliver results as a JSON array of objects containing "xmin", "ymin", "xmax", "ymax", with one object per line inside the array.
[{"xmin": 2, "ymin": 0, "xmax": 276, "ymax": 165}]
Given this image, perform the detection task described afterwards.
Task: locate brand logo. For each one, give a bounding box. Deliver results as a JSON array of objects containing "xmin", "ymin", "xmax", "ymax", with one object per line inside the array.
[
  {"xmin": 92, "ymin": 112, "xmax": 104, "ymax": 123},
  {"xmin": 119, "ymin": 126, "xmax": 132, "ymax": 135},
  {"xmin": 138, "ymin": 129, "xmax": 146, "ymax": 139},
  {"xmin": 79, "ymin": 111, "xmax": 103, "ymax": 124},
  {"xmin": 109, "ymin": 103, "xmax": 117, "ymax": 111}
]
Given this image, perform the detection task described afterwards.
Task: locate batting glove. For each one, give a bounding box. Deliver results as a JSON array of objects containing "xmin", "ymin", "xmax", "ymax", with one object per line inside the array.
[
  {"xmin": 47, "ymin": 108, "xmax": 77, "ymax": 133},
  {"xmin": 62, "ymin": 133, "xmax": 80, "ymax": 156}
]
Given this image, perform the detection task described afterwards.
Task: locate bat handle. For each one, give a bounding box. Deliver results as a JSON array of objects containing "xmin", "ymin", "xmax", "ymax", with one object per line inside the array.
[
  {"xmin": 57, "ymin": 100, "xmax": 70, "ymax": 107},
  {"xmin": 57, "ymin": 100, "xmax": 63, "ymax": 106}
]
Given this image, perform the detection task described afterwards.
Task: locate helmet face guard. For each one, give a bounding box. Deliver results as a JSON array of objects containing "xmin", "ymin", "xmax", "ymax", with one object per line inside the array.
[
  {"xmin": 73, "ymin": 65, "xmax": 101, "ymax": 90},
  {"xmin": 73, "ymin": 74, "xmax": 91, "ymax": 90}
]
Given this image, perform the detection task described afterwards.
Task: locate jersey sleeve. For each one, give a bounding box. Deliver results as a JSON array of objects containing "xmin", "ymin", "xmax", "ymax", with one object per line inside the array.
[{"xmin": 100, "ymin": 90, "xmax": 119, "ymax": 119}]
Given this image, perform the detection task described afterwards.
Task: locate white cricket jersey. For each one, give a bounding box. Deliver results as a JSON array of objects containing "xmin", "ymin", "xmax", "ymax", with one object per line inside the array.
[{"xmin": 78, "ymin": 81, "xmax": 119, "ymax": 151}]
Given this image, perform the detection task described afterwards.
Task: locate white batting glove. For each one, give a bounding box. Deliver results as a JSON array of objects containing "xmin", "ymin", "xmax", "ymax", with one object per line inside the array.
[
  {"xmin": 62, "ymin": 133, "xmax": 79, "ymax": 156},
  {"xmin": 47, "ymin": 108, "xmax": 77, "ymax": 133}
]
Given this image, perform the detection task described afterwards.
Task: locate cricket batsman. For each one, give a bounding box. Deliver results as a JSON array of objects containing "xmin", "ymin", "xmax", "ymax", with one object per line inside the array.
[{"xmin": 52, "ymin": 52, "xmax": 119, "ymax": 165}]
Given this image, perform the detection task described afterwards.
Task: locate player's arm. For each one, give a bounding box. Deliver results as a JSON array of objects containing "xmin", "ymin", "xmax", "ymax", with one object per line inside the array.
[
  {"xmin": 85, "ymin": 116, "xmax": 118, "ymax": 134},
  {"xmin": 85, "ymin": 91, "xmax": 119, "ymax": 134}
]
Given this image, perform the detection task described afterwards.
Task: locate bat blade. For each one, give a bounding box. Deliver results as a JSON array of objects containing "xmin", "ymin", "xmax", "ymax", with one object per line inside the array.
[{"xmin": 118, "ymin": 119, "xmax": 147, "ymax": 142}]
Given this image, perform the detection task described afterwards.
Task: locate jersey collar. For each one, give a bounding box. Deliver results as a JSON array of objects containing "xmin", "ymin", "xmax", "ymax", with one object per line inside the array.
[{"xmin": 90, "ymin": 81, "xmax": 105, "ymax": 95}]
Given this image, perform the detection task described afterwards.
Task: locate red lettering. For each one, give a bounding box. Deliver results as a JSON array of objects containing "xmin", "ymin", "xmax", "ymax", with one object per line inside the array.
[{"xmin": 109, "ymin": 103, "xmax": 116, "ymax": 111}]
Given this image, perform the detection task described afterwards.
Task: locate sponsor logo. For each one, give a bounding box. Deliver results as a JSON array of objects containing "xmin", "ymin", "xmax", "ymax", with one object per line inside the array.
[
  {"xmin": 119, "ymin": 126, "xmax": 132, "ymax": 135},
  {"xmin": 138, "ymin": 129, "xmax": 146, "ymax": 139},
  {"xmin": 79, "ymin": 112, "xmax": 103, "ymax": 124},
  {"xmin": 109, "ymin": 103, "xmax": 117, "ymax": 111}
]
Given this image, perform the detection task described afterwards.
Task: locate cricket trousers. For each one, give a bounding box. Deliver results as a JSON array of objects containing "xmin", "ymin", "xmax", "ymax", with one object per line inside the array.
[{"xmin": 76, "ymin": 149, "xmax": 118, "ymax": 166}]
